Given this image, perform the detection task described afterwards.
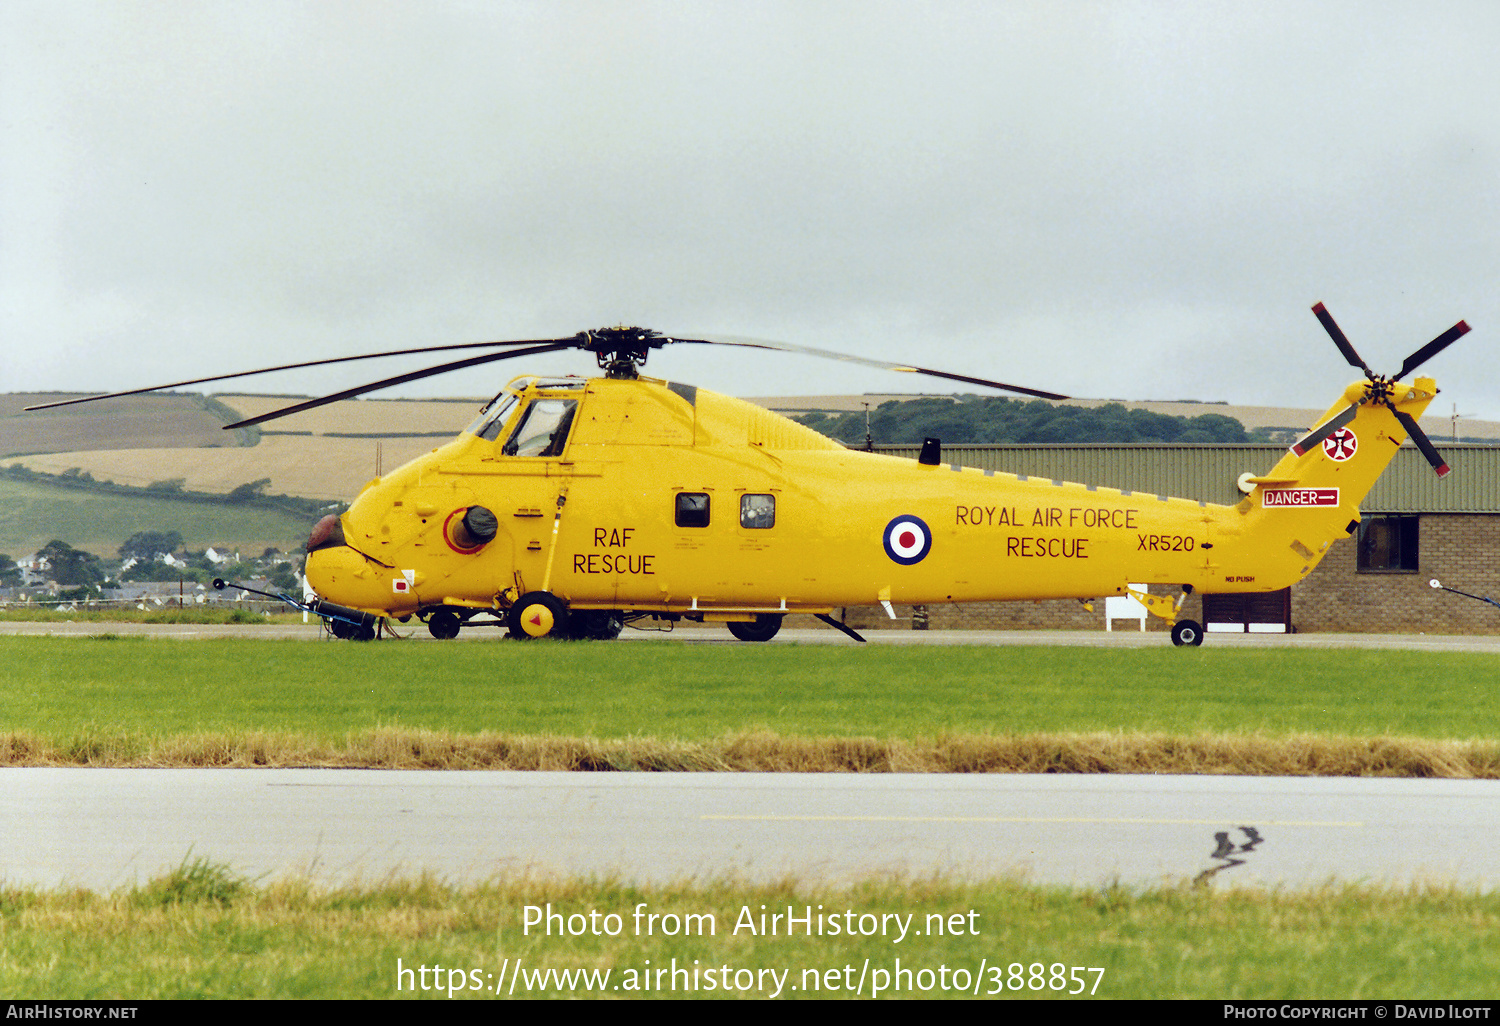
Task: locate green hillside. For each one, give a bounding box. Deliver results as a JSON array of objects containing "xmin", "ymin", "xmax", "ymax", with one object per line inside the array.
[{"xmin": 0, "ymin": 476, "xmax": 317, "ymax": 559}]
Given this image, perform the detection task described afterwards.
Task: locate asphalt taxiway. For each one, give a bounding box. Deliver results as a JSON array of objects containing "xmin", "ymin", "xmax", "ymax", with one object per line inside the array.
[{"xmin": 5, "ymin": 769, "xmax": 1500, "ymax": 892}]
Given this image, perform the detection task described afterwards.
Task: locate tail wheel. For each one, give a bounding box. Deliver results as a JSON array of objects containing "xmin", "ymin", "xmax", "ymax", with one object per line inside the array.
[
  {"xmin": 727, "ymin": 613, "xmax": 783, "ymax": 642},
  {"xmin": 427, "ymin": 609, "xmax": 461, "ymax": 640},
  {"xmin": 508, "ymin": 592, "xmax": 570, "ymax": 640},
  {"xmin": 566, "ymin": 610, "xmax": 624, "ymax": 640},
  {"xmin": 1171, "ymin": 619, "xmax": 1204, "ymax": 647}
]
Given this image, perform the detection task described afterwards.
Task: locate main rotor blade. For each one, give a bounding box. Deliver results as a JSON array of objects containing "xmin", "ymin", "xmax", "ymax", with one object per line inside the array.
[
  {"xmin": 1311, "ymin": 302, "xmax": 1374, "ymax": 378},
  {"xmin": 1397, "ymin": 320, "xmax": 1471, "ymax": 380},
  {"xmin": 1389, "ymin": 404, "xmax": 1452, "ymax": 477},
  {"xmin": 222, "ymin": 342, "xmax": 577, "ymax": 429},
  {"xmin": 23, "ymin": 337, "xmax": 575, "ymax": 412},
  {"xmin": 1290, "ymin": 400, "xmax": 1362, "ymax": 456},
  {"xmin": 678, "ymin": 334, "xmax": 1069, "ymax": 400}
]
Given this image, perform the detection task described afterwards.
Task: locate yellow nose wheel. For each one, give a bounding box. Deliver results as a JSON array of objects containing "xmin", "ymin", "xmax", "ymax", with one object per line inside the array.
[{"xmin": 508, "ymin": 592, "xmax": 569, "ymax": 640}]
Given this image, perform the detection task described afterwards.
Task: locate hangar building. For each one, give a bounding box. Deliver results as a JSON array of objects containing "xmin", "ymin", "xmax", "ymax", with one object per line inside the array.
[{"xmin": 841, "ymin": 444, "xmax": 1500, "ymax": 635}]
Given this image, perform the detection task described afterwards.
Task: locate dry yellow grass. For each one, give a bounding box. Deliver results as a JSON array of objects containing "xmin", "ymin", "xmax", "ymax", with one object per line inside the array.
[{"xmin": 5, "ymin": 727, "xmax": 1500, "ymax": 776}]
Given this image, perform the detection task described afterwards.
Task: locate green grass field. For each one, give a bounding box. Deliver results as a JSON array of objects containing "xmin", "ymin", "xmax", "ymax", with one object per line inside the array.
[
  {"xmin": 3, "ymin": 636, "xmax": 1499, "ymax": 771},
  {"xmin": 4, "ymin": 864, "xmax": 1499, "ymax": 999}
]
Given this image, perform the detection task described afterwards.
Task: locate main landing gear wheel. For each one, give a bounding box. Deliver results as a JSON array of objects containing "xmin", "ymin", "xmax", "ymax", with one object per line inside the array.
[
  {"xmin": 727, "ymin": 613, "xmax": 783, "ymax": 642},
  {"xmin": 1171, "ymin": 619, "xmax": 1204, "ymax": 647},
  {"xmin": 427, "ymin": 609, "xmax": 461, "ymax": 640},
  {"xmin": 508, "ymin": 592, "xmax": 569, "ymax": 640}
]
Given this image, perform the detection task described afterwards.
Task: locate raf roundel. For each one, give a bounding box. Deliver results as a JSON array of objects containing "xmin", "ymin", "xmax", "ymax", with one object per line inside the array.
[{"xmin": 883, "ymin": 515, "xmax": 933, "ymax": 566}]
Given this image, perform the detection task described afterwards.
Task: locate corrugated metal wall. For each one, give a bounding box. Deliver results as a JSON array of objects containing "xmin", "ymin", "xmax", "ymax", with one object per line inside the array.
[{"xmin": 867, "ymin": 444, "xmax": 1500, "ymax": 512}]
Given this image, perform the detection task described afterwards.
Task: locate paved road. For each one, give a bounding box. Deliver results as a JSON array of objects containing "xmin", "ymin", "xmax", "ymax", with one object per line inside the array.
[
  {"xmin": 5, "ymin": 620, "xmax": 1500, "ymax": 651},
  {"xmin": 5, "ymin": 769, "xmax": 1499, "ymax": 892}
]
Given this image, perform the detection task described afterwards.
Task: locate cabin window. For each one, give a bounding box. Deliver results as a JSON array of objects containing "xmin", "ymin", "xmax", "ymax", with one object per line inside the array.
[
  {"xmin": 740, "ymin": 493, "xmax": 776, "ymax": 529},
  {"xmin": 675, "ymin": 493, "xmax": 710, "ymax": 528},
  {"xmin": 1357, "ymin": 515, "xmax": 1419, "ymax": 572},
  {"xmin": 502, "ymin": 399, "xmax": 577, "ymax": 457}
]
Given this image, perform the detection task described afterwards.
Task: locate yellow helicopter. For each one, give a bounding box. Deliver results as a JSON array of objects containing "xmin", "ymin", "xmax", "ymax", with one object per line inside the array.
[{"xmin": 28, "ymin": 304, "xmax": 1469, "ymax": 645}]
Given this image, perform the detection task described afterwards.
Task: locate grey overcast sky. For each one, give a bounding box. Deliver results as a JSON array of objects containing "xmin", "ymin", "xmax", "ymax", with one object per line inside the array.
[{"xmin": 4, "ymin": 1, "xmax": 1499, "ymax": 418}]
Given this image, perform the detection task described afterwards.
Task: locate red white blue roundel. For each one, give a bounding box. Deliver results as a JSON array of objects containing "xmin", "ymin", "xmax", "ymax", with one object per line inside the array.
[
  {"xmin": 1323, "ymin": 428, "xmax": 1358, "ymax": 462},
  {"xmin": 883, "ymin": 515, "xmax": 932, "ymax": 565}
]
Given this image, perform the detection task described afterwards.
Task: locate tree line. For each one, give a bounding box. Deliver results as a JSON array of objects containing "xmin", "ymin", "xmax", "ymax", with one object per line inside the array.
[{"xmin": 793, "ymin": 396, "xmax": 1254, "ymax": 445}]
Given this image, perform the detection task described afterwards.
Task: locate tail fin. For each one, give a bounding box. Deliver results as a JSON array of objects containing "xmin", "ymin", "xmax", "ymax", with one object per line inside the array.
[
  {"xmin": 1225, "ymin": 377, "xmax": 1438, "ymax": 587},
  {"xmin": 1252, "ymin": 376, "xmax": 1438, "ymax": 504},
  {"xmin": 1209, "ymin": 304, "xmax": 1465, "ymax": 592}
]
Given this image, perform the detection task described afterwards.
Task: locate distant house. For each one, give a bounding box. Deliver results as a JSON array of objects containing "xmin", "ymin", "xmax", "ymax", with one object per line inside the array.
[
  {"xmin": 114, "ymin": 581, "xmax": 208, "ymax": 605},
  {"xmin": 15, "ymin": 553, "xmax": 51, "ymax": 588}
]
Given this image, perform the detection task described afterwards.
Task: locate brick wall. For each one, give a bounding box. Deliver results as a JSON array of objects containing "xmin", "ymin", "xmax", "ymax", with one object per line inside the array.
[{"xmin": 1293, "ymin": 514, "xmax": 1500, "ymax": 634}]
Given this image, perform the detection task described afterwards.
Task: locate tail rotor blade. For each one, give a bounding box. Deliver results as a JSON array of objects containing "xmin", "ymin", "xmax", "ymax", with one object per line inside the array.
[
  {"xmin": 1290, "ymin": 401, "xmax": 1362, "ymax": 456},
  {"xmin": 1389, "ymin": 405, "xmax": 1452, "ymax": 477},
  {"xmin": 1312, "ymin": 302, "xmax": 1375, "ymax": 378},
  {"xmin": 1397, "ymin": 321, "xmax": 1471, "ymax": 380}
]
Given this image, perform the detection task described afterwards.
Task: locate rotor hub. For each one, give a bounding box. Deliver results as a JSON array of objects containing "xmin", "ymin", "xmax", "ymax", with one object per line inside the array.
[{"xmin": 576, "ymin": 326, "xmax": 666, "ymax": 379}]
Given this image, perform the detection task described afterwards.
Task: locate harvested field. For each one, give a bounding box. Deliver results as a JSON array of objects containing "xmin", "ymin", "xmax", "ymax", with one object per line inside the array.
[
  {"xmin": 9, "ymin": 393, "xmax": 487, "ymax": 498},
  {"xmin": 216, "ymin": 393, "xmax": 481, "ymax": 436},
  {"xmin": 1, "ymin": 393, "xmax": 245, "ymax": 457},
  {"xmin": 14, "ymin": 435, "xmax": 444, "ymax": 501}
]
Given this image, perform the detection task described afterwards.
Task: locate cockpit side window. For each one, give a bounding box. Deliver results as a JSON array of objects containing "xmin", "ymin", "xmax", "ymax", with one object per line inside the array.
[
  {"xmin": 502, "ymin": 398, "xmax": 578, "ymax": 458},
  {"xmin": 470, "ymin": 394, "xmax": 521, "ymax": 442}
]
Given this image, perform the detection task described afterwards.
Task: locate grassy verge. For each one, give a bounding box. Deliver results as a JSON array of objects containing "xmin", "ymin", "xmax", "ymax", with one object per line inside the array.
[
  {"xmin": 4, "ymin": 861, "xmax": 1498, "ymax": 999},
  {"xmin": 5, "ymin": 726, "xmax": 1499, "ymax": 775},
  {"xmin": 3, "ymin": 636, "xmax": 1499, "ymax": 772}
]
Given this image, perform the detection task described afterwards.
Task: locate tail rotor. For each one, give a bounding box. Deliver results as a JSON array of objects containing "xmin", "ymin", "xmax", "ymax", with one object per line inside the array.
[{"xmin": 1290, "ymin": 304, "xmax": 1470, "ymax": 477}]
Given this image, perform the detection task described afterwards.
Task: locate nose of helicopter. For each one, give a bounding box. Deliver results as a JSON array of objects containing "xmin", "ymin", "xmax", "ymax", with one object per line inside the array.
[{"xmin": 304, "ymin": 514, "xmax": 417, "ymax": 614}]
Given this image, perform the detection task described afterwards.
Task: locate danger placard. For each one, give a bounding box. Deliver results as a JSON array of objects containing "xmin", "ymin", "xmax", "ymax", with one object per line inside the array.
[{"xmin": 1262, "ymin": 487, "xmax": 1340, "ymax": 507}]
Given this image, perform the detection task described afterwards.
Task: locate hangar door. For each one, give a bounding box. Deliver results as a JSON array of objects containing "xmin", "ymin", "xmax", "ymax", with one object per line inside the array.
[{"xmin": 1202, "ymin": 588, "xmax": 1292, "ymax": 633}]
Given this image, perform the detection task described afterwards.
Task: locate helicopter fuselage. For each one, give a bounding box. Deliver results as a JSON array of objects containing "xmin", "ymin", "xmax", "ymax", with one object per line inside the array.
[{"xmin": 303, "ymin": 372, "xmax": 1439, "ymax": 628}]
